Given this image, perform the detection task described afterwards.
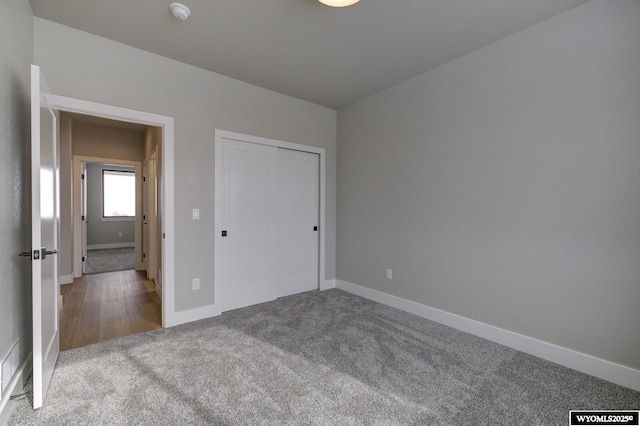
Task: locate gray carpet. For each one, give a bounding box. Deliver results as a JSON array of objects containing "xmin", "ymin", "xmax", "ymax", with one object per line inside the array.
[
  {"xmin": 85, "ymin": 247, "xmax": 135, "ymax": 274},
  {"xmin": 9, "ymin": 289, "xmax": 639, "ymax": 425}
]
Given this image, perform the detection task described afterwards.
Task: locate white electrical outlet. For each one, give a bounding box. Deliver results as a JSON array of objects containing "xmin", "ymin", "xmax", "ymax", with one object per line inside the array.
[
  {"xmin": 386, "ymin": 269, "xmax": 393, "ymax": 280},
  {"xmin": 192, "ymin": 209, "xmax": 200, "ymax": 220},
  {"xmin": 118, "ymin": 232, "xmax": 123, "ymax": 237},
  {"xmin": 192, "ymin": 278, "xmax": 200, "ymax": 290}
]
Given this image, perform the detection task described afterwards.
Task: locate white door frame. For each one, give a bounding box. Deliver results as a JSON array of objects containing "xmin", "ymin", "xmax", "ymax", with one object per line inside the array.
[
  {"xmin": 214, "ymin": 130, "xmax": 327, "ymax": 316},
  {"xmin": 146, "ymin": 149, "xmax": 158, "ymax": 282},
  {"xmin": 54, "ymin": 95, "xmax": 177, "ymax": 328},
  {"xmin": 73, "ymin": 157, "xmax": 143, "ymax": 275}
]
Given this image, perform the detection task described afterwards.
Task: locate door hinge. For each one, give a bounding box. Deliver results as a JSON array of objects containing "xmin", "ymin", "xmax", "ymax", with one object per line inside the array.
[
  {"xmin": 82, "ymin": 256, "xmax": 85, "ymax": 262},
  {"xmin": 81, "ymin": 215, "xmax": 85, "ymax": 221},
  {"xmin": 81, "ymin": 174, "xmax": 85, "ymax": 180},
  {"xmin": 143, "ymin": 253, "xmax": 146, "ymax": 259},
  {"xmin": 143, "ymin": 176, "xmax": 146, "ymax": 182}
]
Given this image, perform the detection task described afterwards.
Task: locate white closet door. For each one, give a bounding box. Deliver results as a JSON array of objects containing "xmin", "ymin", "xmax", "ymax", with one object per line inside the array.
[
  {"xmin": 221, "ymin": 139, "xmax": 278, "ymax": 311},
  {"xmin": 278, "ymin": 149, "xmax": 319, "ymax": 298}
]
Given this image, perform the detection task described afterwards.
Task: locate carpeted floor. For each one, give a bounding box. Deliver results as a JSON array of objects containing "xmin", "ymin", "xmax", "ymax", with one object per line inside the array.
[
  {"xmin": 84, "ymin": 247, "xmax": 135, "ymax": 274},
  {"xmin": 9, "ymin": 289, "xmax": 639, "ymax": 425}
]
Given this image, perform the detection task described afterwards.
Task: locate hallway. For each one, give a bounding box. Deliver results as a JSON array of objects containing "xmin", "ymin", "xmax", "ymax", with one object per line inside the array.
[{"xmin": 60, "ymin": 270, "xmax": 161, "ymax": 351}]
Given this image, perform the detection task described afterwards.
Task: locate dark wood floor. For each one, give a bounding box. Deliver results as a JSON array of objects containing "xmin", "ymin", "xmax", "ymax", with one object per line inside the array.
[{"xmin": 60, "ymin": 270, "xmax": 161, "ymax": 351}]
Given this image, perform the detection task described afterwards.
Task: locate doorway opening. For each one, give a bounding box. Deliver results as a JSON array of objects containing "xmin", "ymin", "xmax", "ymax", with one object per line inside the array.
[
  {"xmin": 83, "ymin": 162, "xmax": 137, "ymax": 275},
  {"xmin": 59, "ymin": 111, "xmax": 163, "ymax": 350}
]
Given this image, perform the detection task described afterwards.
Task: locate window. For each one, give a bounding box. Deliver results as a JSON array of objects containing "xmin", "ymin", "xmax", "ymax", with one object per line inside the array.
[{"xmin": 103, "ymin": 169, "xmax": 136, "ymax": 218}]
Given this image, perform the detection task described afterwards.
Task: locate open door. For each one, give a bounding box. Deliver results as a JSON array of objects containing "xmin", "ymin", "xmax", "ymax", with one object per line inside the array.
[
  {"xmin": 30, "ymin": 64, "xmax": 60, "ymax": 409},
  {"xmin": 143, "ymin": 159, "xmax": 149, "ymax": 274},
  {"xmin": 148, "ymin": 151, "xmax": 158, "ymax": 281},
  {"xmin": 143, "ymin": 150, "xmax": 158, "ymax": 280},
  {"xmin": 80, "ymin": 162, "xmax": 87, "ymax": 274}
]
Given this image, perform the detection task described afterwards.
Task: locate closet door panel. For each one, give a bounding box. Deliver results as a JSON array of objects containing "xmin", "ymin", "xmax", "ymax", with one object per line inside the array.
[
  {"xmin": 279, "ymin": 149, "xmax": 319, "ymax": 298},
  {"xmin": 222, "ymin": 139, "xmax": 278, "ymax": 311}
]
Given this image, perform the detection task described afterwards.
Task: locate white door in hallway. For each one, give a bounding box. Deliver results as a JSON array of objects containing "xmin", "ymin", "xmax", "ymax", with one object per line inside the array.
[
  {"xmin": 142, "ymin": 160, "xmax": 150, "ymax": 273},
  {"xmin": 29, "ymin": 64, "xmax": 60, "ymax": 409},
  {"xmin": 80, "ymin": 161, "xmax": 87, "ymax": 275},
  {"xmin": 221, "ymin": 139, "xmax": 279, "ymax": 311},
  {"xmin": 278, "ymin": 149, "xmax": 319, "ymax": 298},
  {"xmin": 142, "ymin": 153, "xmax": 158, "ymax": 280}
]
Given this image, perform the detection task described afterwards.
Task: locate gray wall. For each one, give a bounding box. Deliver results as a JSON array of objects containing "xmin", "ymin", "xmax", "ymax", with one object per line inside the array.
[
  {"xmin": 57, "ymin": 115, "xmax": 147, "ymax": 277},
  {"xmin": 0, "ymin": 0, "xmax": 33, "ymax": 384},
  {"xmin": 337, "ymin": 0, "xmax": 640, "ymax": 370},
  {"xmin": 34, "ymin": 18, "xmax": 337, "ymax": 312},
  {"xmin": 71, "ymin": 120, "xmax": 145, "ymax": 249},
  {"xmin": 72, "ymin": 120, "xmax": 145, "ymax": 162},
  {"xmin": 86, "ymin": 163, "xmax": 136, "ymax": 247}
]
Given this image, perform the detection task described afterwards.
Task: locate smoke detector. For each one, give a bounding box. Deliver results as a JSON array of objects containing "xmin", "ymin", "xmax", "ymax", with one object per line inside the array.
[{"xmin": 169, "ymin": 2, "xmax": 191, "ymax": 20}]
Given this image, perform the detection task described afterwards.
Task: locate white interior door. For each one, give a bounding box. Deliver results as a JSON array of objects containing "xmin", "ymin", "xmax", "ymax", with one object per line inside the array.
[
  {"xmin": 148, "ymin": 152, "xmax": 158, "ymax": 281},
  {"xmin": 142, "ymin": 152, "xmax": 158, "ymax": 280},
  {"xmin": 221, "ymin": 139, "xmax": 278, "ymax": 311},
  {"xmin": 143, "ymin": 159, "xmax": 150, "ymax": 274},
  {"xmin": 80, "ymin": 162, "xmax": 87, "ymax": 274},
  {"xmin": 278, "ymin": 149, "xmax": 319, "ymax": 297},
  {"xmin": 30, "ymin": 64, "xmax": 60, "ymax": 409}
]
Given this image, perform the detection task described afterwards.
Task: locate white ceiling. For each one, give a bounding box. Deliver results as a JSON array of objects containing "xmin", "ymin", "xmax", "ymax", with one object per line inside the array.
[{"xmin": 29, "ymin": 0, "xmax": 589, "ymax": 109}]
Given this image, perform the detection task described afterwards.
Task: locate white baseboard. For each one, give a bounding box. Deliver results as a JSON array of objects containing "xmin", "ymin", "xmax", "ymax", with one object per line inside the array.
[
  {"xmin": 165, "ymin": 304, "xmax": 219, "ymax": 328},
  {"xmin": 0, "ymin": 353, "xmax": 31, "ymax": 424},
  {"xmin": 336, "ymin": 280, "xmax": 640, "ymax": 392},
  {"xmin": 87, "ymin": 242, "xmax": 135, "ymax": 250},
  {"xmin": 60, "ymin": 274, "xmax": 74, "ymax": 285},
  {"xmin": 321, "ymin": 279, "xmax": 336, "ymax": 291}
]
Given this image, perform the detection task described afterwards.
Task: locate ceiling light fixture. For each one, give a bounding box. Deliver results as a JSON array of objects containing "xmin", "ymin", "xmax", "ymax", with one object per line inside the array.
[
  {"xmin": 169, "ymin": 2, "xmax": 191, "ymax": 20},
  {"xmin": 318, "ymin": 0, "xmax": 360, "ymax": 7}
]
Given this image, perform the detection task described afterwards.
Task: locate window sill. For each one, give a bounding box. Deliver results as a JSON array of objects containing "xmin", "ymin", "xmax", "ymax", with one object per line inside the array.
[{"xmin": 101, "ymin": 216, "xmax": 135, "ymax": 222}]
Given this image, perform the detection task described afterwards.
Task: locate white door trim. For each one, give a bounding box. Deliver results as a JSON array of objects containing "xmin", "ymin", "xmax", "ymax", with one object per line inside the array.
[
  {"xmin": 72, "ymin": 157, "xmax": 143, "ymax": 275},
  {"xmin": 53, "ymin": 95, "xmax": 177, "ymax": 328},
  {"xmin": 214, "ymin": 130, "xmax": 326, "ymax": 315}
]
